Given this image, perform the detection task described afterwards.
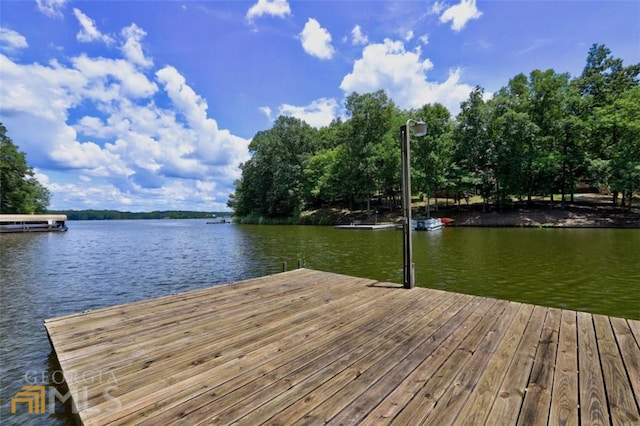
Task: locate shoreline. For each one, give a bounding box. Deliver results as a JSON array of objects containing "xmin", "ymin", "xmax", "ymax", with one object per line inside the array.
[
  {"xmin": 442, "ymin": 201, "xmax": 639, "ymax": 228},
  {"xmin": 296, "ymin": 199, "xmax": 640, "ymax": 229}
]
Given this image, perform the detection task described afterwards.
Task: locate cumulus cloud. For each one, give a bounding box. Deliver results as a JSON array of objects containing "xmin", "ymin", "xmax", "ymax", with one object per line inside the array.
[
  {"xmin": 299, "ymin": 18, "xmax": 335, "ymax": 60},
  {"xmin": 351, "ymin": 25, "xmax": 368, "ymax": 46},
  {"xmin": 278, "ymin": 98, "xmax": 339, "ymax": 128},
  {"xmin": 36, "ymin": 0, "xmax": 68, "ymax": 18},
  {"xmin": 121, "ymin": 24, "xmax": 153, "ymax": 67},
  {"xmin": 246, "ymin": 0, "xmax": 291, "ymax": 23},
  {"xmin": 0, "ymin": 27, "xmax": 28, "ymax": 53},
  {"xmin": 73, "ymin": 8, "xmax": 115, "ymax": 44},
  {"xmin": 0, "ymin": 21, "xmax": 250, "ymax": 211},
  {"xmin": 439, "ymin": 0, "xmax": 483, "ymax": 32},
  {"xmin": 259, "ymin": 106, "xmax": 273, "ymax": 121},
  {"xmin": 340, "ymin": 39, "xmax": 474, "ymax": 113}
]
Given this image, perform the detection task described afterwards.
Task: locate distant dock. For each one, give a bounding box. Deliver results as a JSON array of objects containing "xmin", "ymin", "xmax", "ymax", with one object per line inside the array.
[
  {"xmin": 0, "ymin": 214, "xmax": 67, "ymax": 233},
  {"xmin": 335, "ymin": 222, "xmax": 398, "ymax": 230},
  {"xmin": 44, "ymin": 269, "xmax": 639, "ymax": 425}
]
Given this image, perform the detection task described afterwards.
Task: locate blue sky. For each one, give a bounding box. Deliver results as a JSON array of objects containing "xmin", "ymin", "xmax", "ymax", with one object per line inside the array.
[{"xmin": 1, "ymin": 0, "xmax": 638, "ymax": 212}]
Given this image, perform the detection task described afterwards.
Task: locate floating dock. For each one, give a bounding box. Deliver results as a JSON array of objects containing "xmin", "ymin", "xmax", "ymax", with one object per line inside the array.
[
  {"xmin": 44, "ymin": 269, "xmax": 639, "ymax": 425},
  {"xmin": 0, "ymin": 214, "xmax": 68, "ymax": 233},
  {"xmin": 334, "ymin": 223, "xmax": 398, "ymax": 230}
]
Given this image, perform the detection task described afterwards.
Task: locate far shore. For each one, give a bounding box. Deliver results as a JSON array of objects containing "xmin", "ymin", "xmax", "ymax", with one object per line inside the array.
[{"xmin": 301, "ymin": 194, "xmax": 640, "ymax": 229}]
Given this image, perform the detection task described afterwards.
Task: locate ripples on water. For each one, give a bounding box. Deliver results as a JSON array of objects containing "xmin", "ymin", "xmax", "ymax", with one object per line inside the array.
[{"xmin": 1, "ymin": 220, "xmax": 638, "ymax": 424}]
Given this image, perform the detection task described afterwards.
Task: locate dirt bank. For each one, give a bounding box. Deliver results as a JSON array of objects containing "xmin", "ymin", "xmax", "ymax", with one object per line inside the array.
[{"xmin": 446, "ymin": 204, "xmax": 640, "ymax": 228}]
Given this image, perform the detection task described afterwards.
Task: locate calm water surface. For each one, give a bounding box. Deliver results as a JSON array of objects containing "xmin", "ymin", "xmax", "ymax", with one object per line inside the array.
[{"xmin": 1, "ymin": 220, "xmax": 638, "ymax": 424}]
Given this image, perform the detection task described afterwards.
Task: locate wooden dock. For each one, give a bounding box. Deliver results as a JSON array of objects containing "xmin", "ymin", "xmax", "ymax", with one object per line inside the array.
[
  {"xmin": 44, "ymin": 269, "xmax": 640, "ymax": 425},
  {"xmin": 0, "ymin": 214, "xmax": 68, "ymax": 233}
]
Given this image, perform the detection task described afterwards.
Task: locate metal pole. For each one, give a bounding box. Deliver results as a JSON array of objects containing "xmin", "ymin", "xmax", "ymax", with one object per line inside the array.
[{"xmin": 401, "ymin": 123, "xmax": 414, "ymax": 289}]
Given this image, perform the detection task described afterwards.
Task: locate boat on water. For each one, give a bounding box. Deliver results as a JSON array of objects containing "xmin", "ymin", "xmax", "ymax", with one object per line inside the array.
[{"xmin": 412, "ymin": 217, "xmax": 450, "ymax": 231}]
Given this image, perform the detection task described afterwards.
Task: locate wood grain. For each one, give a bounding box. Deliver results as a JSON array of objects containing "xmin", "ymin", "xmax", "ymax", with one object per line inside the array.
[{"xmin": 43, "ymin": 269, "xmax": 640, "ymax": 426}]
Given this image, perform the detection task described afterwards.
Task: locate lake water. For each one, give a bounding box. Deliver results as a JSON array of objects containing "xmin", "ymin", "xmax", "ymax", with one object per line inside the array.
[{"xmin": 1, "ymin": 220, "xmax": 639, "ymax": 424}]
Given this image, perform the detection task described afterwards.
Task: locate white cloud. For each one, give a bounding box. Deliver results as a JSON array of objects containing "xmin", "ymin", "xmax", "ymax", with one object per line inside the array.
[
  {"xmin": 419, "ymin": 34, "xmax": 430, "ymax": 45},
  {"xmin": 0, "ymin": 20, "xmax": 250, "ymax": 212},
  {"xmin": 299, "ymin": 18, "xmax": 335, "ymax": 60},
  {"xmin": 36, "ymin": 0, "xmax": 68, "ymax": 18},
  {"xmin": 155, "ymin": 66, "xmax": 250, "ymax": 177},
  {"xmin": 71, "ymin": 54, "xmax": 158, "ymax": 99},
  {"xmin": 439, "ymin": 0, "xmax": 482, "ymax": 32},
  {"xmin": 246, "ymin": 0, "xmax": 291, "ymax": 23},
  {"xmin": 351, "ymin": 25, "xmax": 368, "ymax": 46},
  {"xmin": 259, "ymin": 106, "xmax": 273, "ymax": 121},
  {"xmin": 73, "ymin": 8, "xmax": 115, "ymax": 44},
  {"xmin": 278, "ymin": 98, "xmax": 339, "ymax": 128},
  {"xmin": 340, "ymin": 39, "xmax": 473, "ymax": 114},
  {"xmin": 405, "ymin": 31, "xmax": 414, "ymax": 42},
  {"xmin": 0, "ymin": 27, "xmax": 28, "ymax": 53},
  {"xmin": 431, "ymin": 1, "xmax": 446, "ymax": 15},
  {"xmin": 121, "ymin": 24, "xmax": 153, "ymax": 68}
]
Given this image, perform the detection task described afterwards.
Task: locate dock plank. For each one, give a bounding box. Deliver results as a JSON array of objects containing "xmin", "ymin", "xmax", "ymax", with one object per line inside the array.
[
  {"xmin": 610, "ymin": 318, "xmax": 640, "ymax": 410},
  {"xmin": 548, "ymin": 309, "xmax": 579, "ymax": 426},
  {"xmin": 128, "ymin": 285, "xmax": 445, "ymax": 425},
  {"xmin": 483, "ymin": 305, "xmax": 547, "ymax": 425},
  {"xmin": 517, "ymin": 308, "xmax": 562, "ymax": 426},
  {"xmin": 577, "ymin": 311, "xmax": 610, "ymax": 425},
  {"xmin": 451, "ymin": 304, "xmax": 534, "ymax": 425},
  {"xmin": 43, "ymin": 269, "xmax": 640, "ymax": 426},
  {"xmin": 388, "ymin": 299, "xmax": 509, "ymax": 425},
  {"xmin": 593, "ymin": 315, "xmax": 640, "ymax": 424}
]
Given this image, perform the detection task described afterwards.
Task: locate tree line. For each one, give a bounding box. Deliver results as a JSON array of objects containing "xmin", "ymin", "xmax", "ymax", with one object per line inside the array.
[
  {"xmin": 229, "ymin": 44, "xmax": 639, "ymax": 219},
  {"xmin": 49, "ymin": 210, "xmax": 230, "ymax": 220},
  {"xmin": 0, "ymin": 123, "xmax": 51, "ymax": 214}
]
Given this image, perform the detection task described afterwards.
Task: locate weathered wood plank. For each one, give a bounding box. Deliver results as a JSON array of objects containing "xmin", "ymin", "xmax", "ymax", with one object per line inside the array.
[
  {"xmin": 82, "ymin": 277, "xmax": 389, "ymax": 424},
  {"xmin": 285, "ymin": 293, "xmax": 477, "ymax": 426},
  {"xmin": 326, "ymin": 296, "xmax": 493, "ymax": 426},
  {"xmin": 517, "ymin": 308, "xmax": 561, "ymax": 426},
  {"xmin": 43, "ymin": 270, "xmax": 640, "ymax": 426},
  {"xmin": 49, "ymin": 270, "xmax": 345, "ymax": 354},
  {"xmin": 483, "ymin": 305, "xmax": 547, "ymax": 425},
  {"xmin": 357, "ymin": 296, "xmax": 497, "ymax": 425},
  {"xmin": 593, "ymin": 314, "xmax": 640, "ymax": 424},
  {"xmin": 549, "ymin": 309, "xmax": 579, "ymax": 426},
  {"xmin": 417, "ymin": 302, "xmax": 521, "ymax": 425},
  {"xmin": 628, "ymin": 319, "xmax": 640, "ymax": 345},
  {"xmin": 127, "ymin": 287, "xmax": 450, "ymax": 426},
  {"xmin": 450, "ymin": 304, "xmax": 534, "ymax": 425},
  {"xmin": 81, "ymin": 276, "xmax": 382, "ymax": 407},
  {"xmin": 610, "ymin": 318, "xmax": 640, "ymax": 410},
  {"xmin": 388, "ymin": 299, "xmax": 510, "ymax": 425},
  {"xmin": 45, "ymin": 269, "xmax": 316, "ymax": 330},
  {"xmin": 57, "ymin": 274, "xmax": 373, "ymax": 372},
  {"xmin": 577, "ymin": 311, "xmax": 610, "ymax": 425}
]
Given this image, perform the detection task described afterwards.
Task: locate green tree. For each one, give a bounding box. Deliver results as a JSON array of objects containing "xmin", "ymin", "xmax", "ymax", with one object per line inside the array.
[
  {"xmin": 413, "ymin": 103, "xmax": 453, "ymax": 216},
  {"xmin": 575, "ymin": 44, "xmax": 640, "ymax": 203},
  {"xmin": 229, "ymin": 116, "xmax": 319, "ymax": 218},
  {"xmin": 341, "ymin": 91, "xmax": 396, "ymax": 210},
  {"xmin": 591, "ymin": 87, "xmax": 640, "ymax": 209},
  {"xmin": 0, "ymin": 123, "xmax": 50, "ymax": 213},
  {"xmin": 527, "ymin": 69, "xmax": 572, "ymax": 205},
  {"xmin": 452, "ymin": 87, "xmax": 493, "ymax": 211}
]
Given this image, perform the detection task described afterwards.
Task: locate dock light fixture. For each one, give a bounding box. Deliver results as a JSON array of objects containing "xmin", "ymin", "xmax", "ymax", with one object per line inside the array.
[{"xmin": 401, "ymin": 119, "xmax": 427, "ymax": 289}]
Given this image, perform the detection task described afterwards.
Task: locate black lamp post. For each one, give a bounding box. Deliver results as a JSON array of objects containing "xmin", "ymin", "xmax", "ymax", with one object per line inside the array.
[{"xmin": 400, "ymin": 119, "xmax": 427, "ymax": 289}]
